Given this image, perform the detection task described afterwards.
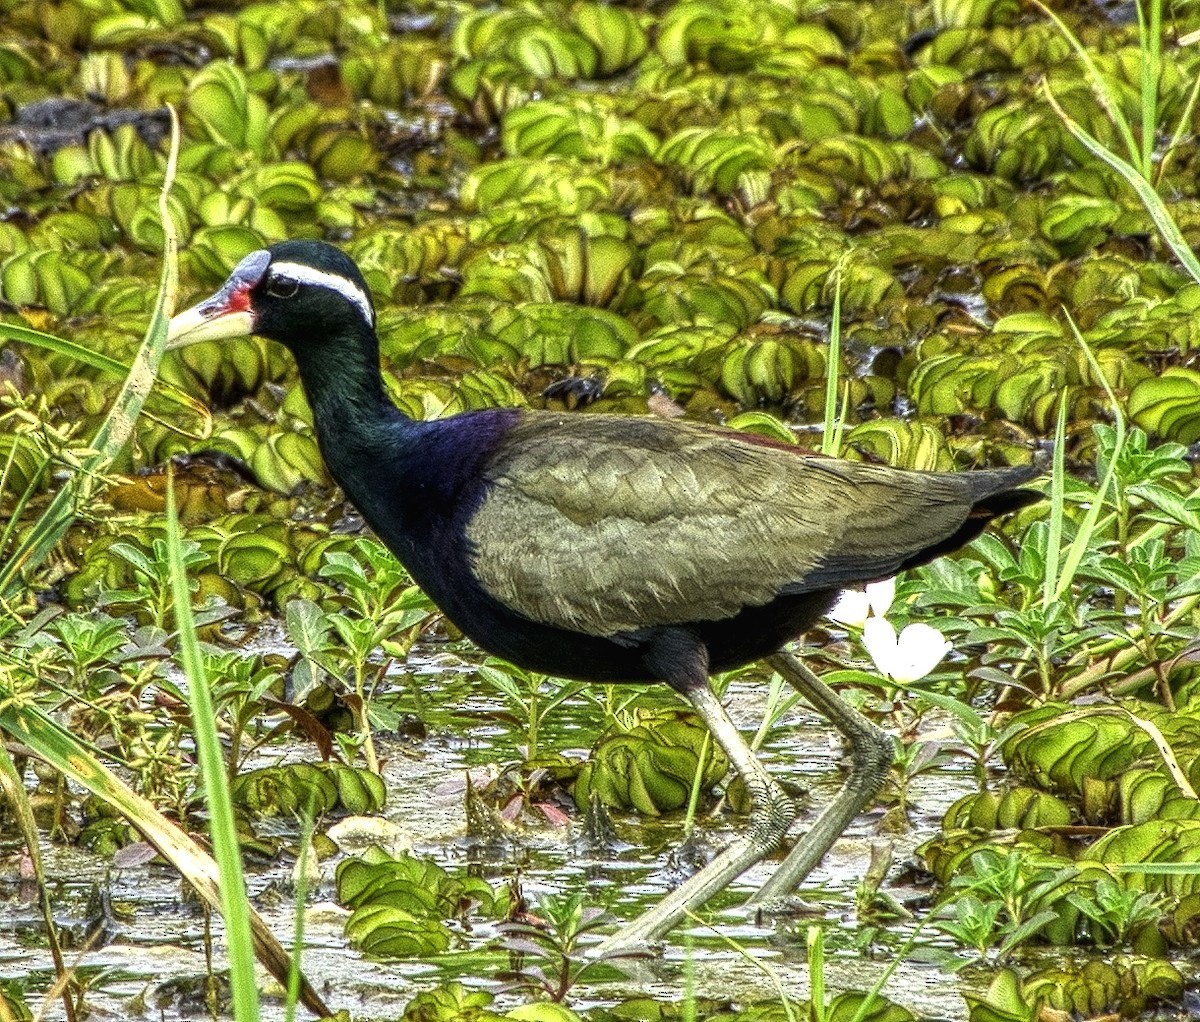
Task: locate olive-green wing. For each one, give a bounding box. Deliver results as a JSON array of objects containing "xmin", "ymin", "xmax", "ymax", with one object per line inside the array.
[{"xmin": 464, "ymin": 413, "xmax": 1023, "ymax": 637}]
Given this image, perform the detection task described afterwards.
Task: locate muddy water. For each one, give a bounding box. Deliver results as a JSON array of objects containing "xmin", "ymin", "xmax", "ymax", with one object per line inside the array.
[{"xmin": 0, "ymin": 652, "xmax": 997, "ymax": 1020}]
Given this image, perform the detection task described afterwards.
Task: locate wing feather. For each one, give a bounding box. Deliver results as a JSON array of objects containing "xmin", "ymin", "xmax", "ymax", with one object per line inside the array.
[{"xmin": 464, "ymin": 413, "xmax": 1025, "ymax": 636}]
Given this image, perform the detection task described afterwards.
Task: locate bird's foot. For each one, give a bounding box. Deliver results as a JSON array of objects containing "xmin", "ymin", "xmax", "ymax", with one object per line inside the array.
[
  {"xmin": 745, "ymin": 892, "xmax": 822, "ymax": 922},
  {"xmin": 542, "ymin": 374, "xmax": 605, "ymax": 407},
  {"xmin": 666, "ymin": 828, "xmax": 720, "ymax": 877},
  {"xmin": 573, "ymin": 791, "xmax": 622, "ymax": 855},
  {"xmin": 583, "ymin": 934, "xmax": 658, "ymax": 973}
]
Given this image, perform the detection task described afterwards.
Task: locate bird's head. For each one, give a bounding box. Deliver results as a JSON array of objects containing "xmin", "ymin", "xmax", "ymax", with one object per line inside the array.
[{"xmin": 167, "ymin": 240, "xmax": 376, "ymax": 351}]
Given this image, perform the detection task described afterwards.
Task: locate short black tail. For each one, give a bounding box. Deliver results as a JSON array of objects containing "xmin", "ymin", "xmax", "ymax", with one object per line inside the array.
[
  {"xmin": 898, "ymin": 464, "xmax": 1044, "ymax": 572},
  {"xmin": 963, "ymin": 461, "xmax": 1045, "ymax": 516}
]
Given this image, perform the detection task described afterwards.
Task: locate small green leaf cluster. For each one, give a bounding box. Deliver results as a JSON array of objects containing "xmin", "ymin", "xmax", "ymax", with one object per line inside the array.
[
  {"xmin": 929, "ymin": 845, "xmax": 1161, "ymax": 956},
  {"xmin": 964, "ymin": 959, "xmax": 1182, "ymax": 1022},
  {"xmin": 922, "ymin": 699, "xmax": 1200, "ymax": 956},
  {"xmin": 284, "ymin": 538, "xmax": 434, "ymax": 768},
  {"xmin": 574, "ymin": 708, "xmax": 728, "ymax": 815},
  {"xmin": 336, "ymin": 847, "xmax": 498, "ymax": 958},
  {"xmin": 231, "ymin": 761, "xmax": 385, "ymax": 818},
  {"xmin": 497, "ymin": 892, "xmax": 612, "ymax": 1004},
  {"xmin": 288, "ymin": 541, "xmax": 433, "ymax": 695}
]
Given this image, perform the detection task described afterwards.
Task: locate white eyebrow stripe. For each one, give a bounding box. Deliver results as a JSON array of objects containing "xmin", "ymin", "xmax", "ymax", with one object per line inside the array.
[{"xmin": 269, "ymin": 261, "xmax": 375, "ymax": 328}]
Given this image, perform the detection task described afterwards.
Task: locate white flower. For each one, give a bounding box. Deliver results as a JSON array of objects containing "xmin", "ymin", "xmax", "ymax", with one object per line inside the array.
[
  {"xmin": 828, "ymin": 589, "xmax": 870, "ymax": 628},
  {"xmin": 865, "ymin": 577, "xmax": 896, "ymax": 616},
  {"xmin": 861, "ymin": 618, "xmax": 952, "ymax": 684},
  {"xmin": 830, "ymin": 576, "xmax": 951, "ymax": 683},
  {"xmin": 829, "ymin": 577, "xmax": 897, "ymax": 628}
]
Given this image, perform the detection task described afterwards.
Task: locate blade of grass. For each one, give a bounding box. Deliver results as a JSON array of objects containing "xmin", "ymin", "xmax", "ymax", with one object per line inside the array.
[
  {"xmin": 1158, "ymin": 69, "xmax": 1200, "ymax": 184},
  {"xmin": 1052, "ymin": 316, "xmax": 1126, "ymax": 601},
  {"xmin": 0, "ymin": 321, "xmax": 211, "ymax": 428},
  {"xmin": 164, "ymin": 470, "xmax": 259, "ymax": 1022},
  {"xmin": 1120, "ymin": 707, "xmax": 1196, "ymax": 798},
  {"xmin": 684, "ymin": 909, "xmax": 798, "ymax": 1022},
  {"xmin": 748, "ymin": 670, "xmax": 803, "ymax": 753},
  {"xmin": 680, "ymin": 729, "xmax": 711, "ymax": 841},
  {"xmin": 0, "ymin": 740, "xmax": 75, "ymax": 1022},
  {"xmin": 821, "ymin": 264, "xmax": 844, "ymax": 456},
  {"xmin": 808, "ymin": 925, "xmax": 826, "ymax": 1022},
  {"xmin": 1117, "ymin": 862, "xmax": 1200, "ymax": 875},
  {"xmin": 0, "ymin": 696, "xmax": 332, "ymax": 1017},
  {"xmin": 0, "ymin": 109, "xmax": 185, "ymax": 598},
  {"xmin": 1138, "ymin": 0, "xmax": 1161, "ymax": 179},
  {"xmin": 1043, "ymin": 81, "xmax": 1200, "ymax": 285},
  {"xmin": 833, "ymin": 380, "xmax": 849, "ymax": 454},
  {"xmin": 285, "ymin": 806, "xmax": 318, "ymax": 1022},
  {"xmin": 1041, "ymin": 395, "xmax": 1068, "ymax": 612},
  {"xmin": 1032, "ymin": 0, "xmax": 1140, "ymax": 170}
]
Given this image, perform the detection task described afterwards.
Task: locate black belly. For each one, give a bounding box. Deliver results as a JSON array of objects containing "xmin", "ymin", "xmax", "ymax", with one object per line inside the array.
[
  {"xmin": 390, "ymin": 508, "xmax": 837, "ymax": 685},
  {"xmin": 441, "ymin": 583, "xmax": 839, "ymax": 683}
]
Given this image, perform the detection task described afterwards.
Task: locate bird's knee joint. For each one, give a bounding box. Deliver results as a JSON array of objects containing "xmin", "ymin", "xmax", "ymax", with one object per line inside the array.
[
  {"xmin": 748, "ymin": 781, "xmax": 797, "ymax": 842},
  {"xmin": 854, "ymin": 726, "xmax": 896, "ymax": 783}
]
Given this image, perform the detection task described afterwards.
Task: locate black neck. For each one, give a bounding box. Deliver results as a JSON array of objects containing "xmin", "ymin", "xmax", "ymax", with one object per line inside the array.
[{"xmin": 288, "ymin": 322, "xmax": 409, "ymax": 488}]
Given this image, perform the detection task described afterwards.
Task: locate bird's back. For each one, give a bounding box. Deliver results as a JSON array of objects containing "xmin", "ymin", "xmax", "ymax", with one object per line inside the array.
[{"xmin": 462, "ymin": 412, "xmax": 1040, "ymax": 640}]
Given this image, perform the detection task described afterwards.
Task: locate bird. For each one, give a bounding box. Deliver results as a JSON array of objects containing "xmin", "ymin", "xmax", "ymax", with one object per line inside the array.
[{"xmin": 167, "ymin": 240, "xmax": 1042, "ymax": 953}]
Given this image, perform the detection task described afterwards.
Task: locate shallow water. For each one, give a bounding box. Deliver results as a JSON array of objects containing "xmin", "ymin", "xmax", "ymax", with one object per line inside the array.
[{"xmin": 0, "ymin": 639, "xmax": 1020, "ymax": 1021}]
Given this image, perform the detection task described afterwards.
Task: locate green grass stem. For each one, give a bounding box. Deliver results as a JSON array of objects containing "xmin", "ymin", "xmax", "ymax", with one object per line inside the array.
[
  {"xmin": 1138, "ymin": 0, "xmax": 1161, "ymax": 177},
  {"xmin": 821, "ymin": 266, "xmax": 845, "ymax": 457},
  {"xmin": 1043, "ymin": 82, "xmax": 1200, "ymax": 286},
  {"xmin": 164, "ymin": 472, "xmax": 260, "ymax": 1022},
  {"xmin": 807, "ymin": 925, "xmax": 827, "ymax": 1022},
  {"xmin": 285, "ymin": 810, "xmax": 318, "ymax": 1022},
  {"xmin": 1051, "ymin": 318, "xmax": 1126, "ymax": 603},
  {"xmin": 1034, "ymin": 0, "xmax": 1141, "ymax": 172},
  {"xmin": 0, "ymin": 693, "xmax": 330, "ymax": 1014},
  {"xmin": 1041, "ymin": 397, "xmax": 1068, "ymax": 613},
  {"xmin": 0, "ymin": 741, "xmax": 75, "ymax": 1022},
  {"xmin": 684, "ymin": 909, "xmax": 798, "ymax": 1022},
  {"xmin": 680, "ymin": 729, "xmax": 711, "ymax": 840}
]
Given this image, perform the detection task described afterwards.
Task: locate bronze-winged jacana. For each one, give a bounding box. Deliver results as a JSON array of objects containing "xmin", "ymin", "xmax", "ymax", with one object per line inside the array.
[{"xmin": 168, "ymin": 241, "xmax": 1042, "ymax": 953}]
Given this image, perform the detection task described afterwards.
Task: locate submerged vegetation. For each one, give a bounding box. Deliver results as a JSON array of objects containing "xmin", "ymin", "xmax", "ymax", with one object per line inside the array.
[{"xmin": 4, "ymin": 0, "xmax": 1200, "ymax": 1018}]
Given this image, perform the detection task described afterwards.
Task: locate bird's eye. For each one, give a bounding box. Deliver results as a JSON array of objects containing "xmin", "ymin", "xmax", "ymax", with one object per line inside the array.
[{"xmin": 266, "ymin": 276, "xmax": 299, "ymax": 299}]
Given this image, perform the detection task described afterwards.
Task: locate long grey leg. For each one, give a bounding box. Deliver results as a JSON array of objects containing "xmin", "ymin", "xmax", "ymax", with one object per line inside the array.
[
  {"xmin": 747, "ymin": 650, "xmax": 894, "ymax": 904},
  {"xmin": 592, "ymin": 635, "xmax": 797, "ymax": 955}
]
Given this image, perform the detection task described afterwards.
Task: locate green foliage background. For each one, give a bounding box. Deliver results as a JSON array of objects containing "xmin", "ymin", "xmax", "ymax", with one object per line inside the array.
[
  {"xmin": 6, "ymin": 1, "xmax": 1200, "ymax": 1018},
  {"xmin": 6, "ymin": 0, "xmax": 1200, "ymax": 501}
]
